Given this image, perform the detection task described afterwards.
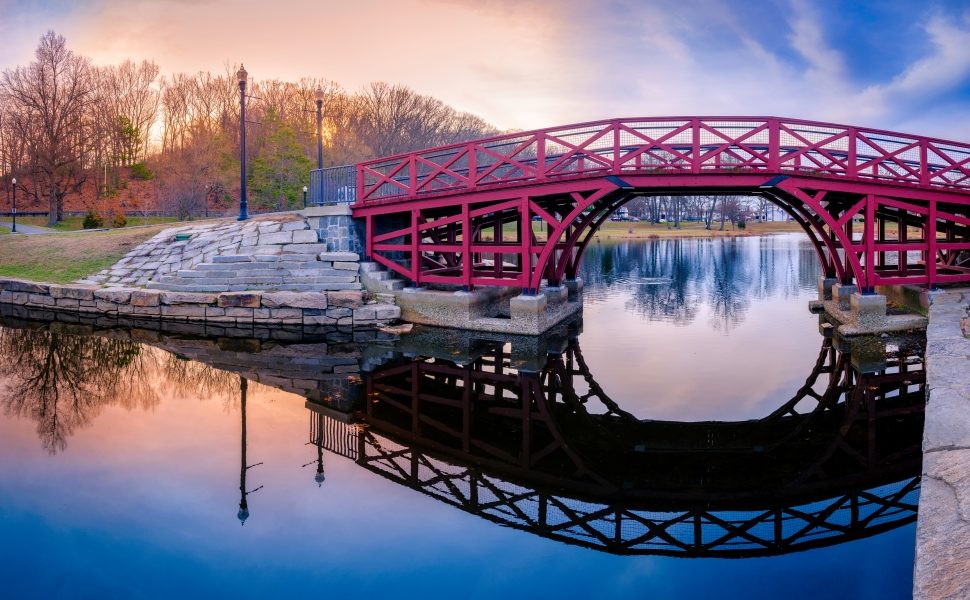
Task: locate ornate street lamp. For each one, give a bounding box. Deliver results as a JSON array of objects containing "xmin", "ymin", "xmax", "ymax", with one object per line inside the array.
[
  {"xmin": 303, "ymin": 185, "xmax": 308, "ymax": 208},
  {"xmin": 315, "ymin": 87, "xmax": 325, "ymax": 170},
  {"xmin": 10, "ymin": 177, "xmax": 16, "ymax": 233},
  {"xmin": 237, "ymin": 64, "xmax": 249, "ymax": 221}
]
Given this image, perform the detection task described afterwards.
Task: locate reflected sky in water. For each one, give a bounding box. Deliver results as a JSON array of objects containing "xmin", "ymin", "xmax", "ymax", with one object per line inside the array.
[
  {"xmin": 579, "ymin": 233, "xmax": 824, "ymax": 421},
  {"xmin": 0, "ymin": 233, "xmax": 919, "ymax": 599}
]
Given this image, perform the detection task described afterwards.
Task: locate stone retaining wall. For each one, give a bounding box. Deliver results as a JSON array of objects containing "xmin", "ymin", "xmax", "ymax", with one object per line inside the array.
[
  {"xmin": 914, "ymin": 289, "xmax": 970, "ymax": 600},
  {"xmin": 0, "ymin": 278, "xmax": 399, "ymax": 328}
]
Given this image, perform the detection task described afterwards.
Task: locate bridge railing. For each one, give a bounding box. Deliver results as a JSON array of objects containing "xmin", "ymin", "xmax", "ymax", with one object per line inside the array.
[
  {"xmin": 355, "ymin": 117, "xmax": 970, "ymax": 203},
  {"xmin": 309, "ymin": 165, "xmax": 357, "ymax": 205}
]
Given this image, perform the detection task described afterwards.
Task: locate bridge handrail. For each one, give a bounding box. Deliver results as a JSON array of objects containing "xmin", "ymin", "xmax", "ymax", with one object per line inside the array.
[{"xmin": 355, "ymin": 116, "xmax": 970, "ymax": 203}]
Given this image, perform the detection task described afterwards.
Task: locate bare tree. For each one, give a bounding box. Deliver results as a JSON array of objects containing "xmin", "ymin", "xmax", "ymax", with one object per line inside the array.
[{"xmin": 0, "ymin": 31, "xmax": 92, "ymax": 224}]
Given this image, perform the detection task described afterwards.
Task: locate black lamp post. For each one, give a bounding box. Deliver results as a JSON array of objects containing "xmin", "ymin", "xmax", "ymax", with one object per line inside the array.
[
  {"xmin": 237, "ymin": 64, "xmax": 249, "ymax": 221},
  {"xmin": 303, "ymin": 185, "xmax": 308, "ymax": 208},
  {"xmin": 10, "ymin": 177, "xmax": 16, "ymax": 233},
  {"xmin": 315, "ymin": 88, "xmax": 325, "ymax": 170}
]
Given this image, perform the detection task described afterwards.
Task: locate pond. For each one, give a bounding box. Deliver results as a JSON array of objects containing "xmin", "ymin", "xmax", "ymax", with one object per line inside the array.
[{"xmin": 0, "ymin": 233, "xmax": 923, "ymax": 599}]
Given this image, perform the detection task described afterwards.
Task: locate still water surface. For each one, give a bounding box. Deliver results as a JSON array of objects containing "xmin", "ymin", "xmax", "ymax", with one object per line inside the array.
[{"xmin": 0, "ymin": 233, "xmax": 922, "ymax": 599}]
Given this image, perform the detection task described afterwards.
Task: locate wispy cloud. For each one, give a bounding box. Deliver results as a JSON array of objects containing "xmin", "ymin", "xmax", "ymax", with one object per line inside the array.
[{"xmin": 1, "ymin": 0, "xmax": 969, "ymax": 138}]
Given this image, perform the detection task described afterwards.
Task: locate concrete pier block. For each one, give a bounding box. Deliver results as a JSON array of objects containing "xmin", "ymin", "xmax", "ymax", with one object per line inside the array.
[
  {"xmin": 543, "ymin": 286, "xmax": 567, "ymax": 305},
  {"xmin": 564, "ymin": 278, "xmax": 584, "ymax": 302},
  {"xmin": 833, "ymin": 283, "xmax": 857, "ymax": 302},
  {"xmin": 510, "ymin": 293, "xmax": 547, "ymax": 316},
  {"xmin": 818, "ymin": 276, "xmax": 838, "ymax": 301},
  {"xmin": 850, "ymin": 292, "xmax": 886, "ymax": 316},
  {"xmin": 850, "ymin": 292, "xmax": 887, "ymax": 331}
]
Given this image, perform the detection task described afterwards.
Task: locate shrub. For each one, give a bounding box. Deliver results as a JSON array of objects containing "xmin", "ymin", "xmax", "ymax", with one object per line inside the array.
[
  {"xmin": 111, "ymin": 210, "xmax": 127, "ymax": 228},
  {"xmin": 82, "ymin": 210, "xmax": 104, "ymax": 229},
  {"xmin": 130, "ymin": 162, "xmax": 154, "ymax": 180},
  {"xmin": 737, "ymin": 220, "xmax": 746, "ymax": 229}
]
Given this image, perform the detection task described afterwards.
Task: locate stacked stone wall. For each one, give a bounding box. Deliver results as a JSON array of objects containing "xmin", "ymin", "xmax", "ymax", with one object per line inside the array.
[{"xmin": 0, "ymin": 278, "xmax": 399, "ymax": 328}]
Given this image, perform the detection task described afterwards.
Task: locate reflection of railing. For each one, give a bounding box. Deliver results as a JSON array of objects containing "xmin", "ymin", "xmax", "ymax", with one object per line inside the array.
[
  {"xmin": 310, "ymin": 411, "xmax": 359, "ymax": 461},
  {"xmin": 309, "ymin": 165, "xmax": 356, "ymax": 205},
  {"xmin": 317, "ymin": 335, "xmax": 925, "ymax": 557},
  {"xmin": 354, "ymin": 429, "xmax": 919, "ymax": 557},
  {"xmin": 355, "ymin": 117, "xmax": 970, "ymax": 202}
]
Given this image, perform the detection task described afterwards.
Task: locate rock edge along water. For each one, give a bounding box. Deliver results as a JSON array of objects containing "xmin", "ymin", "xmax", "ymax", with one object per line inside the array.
[
  {"xmin": 914, "ymin": 288, "xmax": 970, "ymax": 600},
  {"xmin": 0, "ymin": 278, "xmax": 399, "ymax": 328}
]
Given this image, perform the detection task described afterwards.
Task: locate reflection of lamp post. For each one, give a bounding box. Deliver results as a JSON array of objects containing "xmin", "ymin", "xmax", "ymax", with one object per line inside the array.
[
  {"xmin": 237, "ymin": 376, "xmax": 263, "ymax": 525},
  {"xmin": 10, "ymin": 177, "xmax": 16, "ymax": 233},
  {"xmin": 303, "ymin": 185, "xmax": 308, "ymax": 209},
  {"xmin": 303, "ymin": 412, "xmax": 326, "ymax": 487},
  {"xmin": 315, "ymin": 88, "xmax": 325, "ymax": 170},
  {"xmin": 237, "ymin": 64, "xmax": 249, "ymax": 221},
  {"xmin": 314, "ymin": 423, "xmax": 326, "ymax": 487}
]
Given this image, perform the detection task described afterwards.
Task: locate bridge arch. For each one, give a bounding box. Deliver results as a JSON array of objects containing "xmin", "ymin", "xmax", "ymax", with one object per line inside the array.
[
  {"xmin": 349, "ymin": 117, "xmax": 970, "ymax": 292},
  {"xmin": 536, "ymin": 188, "xmax": 850, "ymax": 292}
]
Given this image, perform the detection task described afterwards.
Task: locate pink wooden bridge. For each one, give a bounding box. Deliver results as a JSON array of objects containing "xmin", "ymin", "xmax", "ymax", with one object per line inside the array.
[{"xmin": 349, "ymin": 117, "xmax": 970, "ymax": 292}]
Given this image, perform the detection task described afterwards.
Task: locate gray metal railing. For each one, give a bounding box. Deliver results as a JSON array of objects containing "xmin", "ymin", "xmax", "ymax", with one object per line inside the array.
[{"xmin": 309, "ymin": 165, "xmax": 356, "ymax": 205}]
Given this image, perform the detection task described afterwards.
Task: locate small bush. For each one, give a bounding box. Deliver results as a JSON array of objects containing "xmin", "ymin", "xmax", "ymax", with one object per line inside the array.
[
  {"xmin": 130, "ymin": 162, "xmax": 154, "ymax": 180},
  {"xmin": 82, "ymin": 210, "xmax": 104, "ymax": 229},
  {"xmin": 111, "ymin": 211, "xmax": 127, "ymax": 228},
  {"xmin": 737, "ymin": 220, "xmax": 746, "ymax": 229}
]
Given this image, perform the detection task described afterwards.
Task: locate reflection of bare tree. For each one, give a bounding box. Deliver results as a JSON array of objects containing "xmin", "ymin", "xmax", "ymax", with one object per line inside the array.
[
  {"xmin": 581, "ymin": 236, "xmax": 819, "ymax": 332},
  {"xmin": 0, "ymin": 327, "xmax": 161, "ymax": 453},
  {"xmin": 158, "ymin": 353, "xmax": 242, "ymax": 404},
  {"xmin": 707, "ymin": 239, "xmax": 751, "ymax": 333},
  {"xmin": 0, "ymin": 325, "xmax": 284, "ymax": 453}
]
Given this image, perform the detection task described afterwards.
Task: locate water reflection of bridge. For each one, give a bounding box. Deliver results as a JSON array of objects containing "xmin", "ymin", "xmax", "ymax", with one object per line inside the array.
[
  {"xmin": 0, "ymin": 308, "xmax": 924, "ymax": 556},
  {"xmin": 311, "ymin": 333, "xmax": 924, "ymax": 557}
]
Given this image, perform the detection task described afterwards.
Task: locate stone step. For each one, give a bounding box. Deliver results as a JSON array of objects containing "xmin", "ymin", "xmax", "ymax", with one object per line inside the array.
[
  {"xmin": 359, "ymin": 261, "xmax": 381, "ymax": 273},
  {"xmin": 256, "ymin": 253, "xmax": 319, "ymax": 262},
  {"xmin": 383, "ymin": 280, "xmax": 406, "ymax": 291},
  {"xmin": 177, "ymin": 269, "xmax": 235, "ymax": 278},
  {"xmin": 212, "ymin": 255, "xmax": 254, "ymax": 264}
]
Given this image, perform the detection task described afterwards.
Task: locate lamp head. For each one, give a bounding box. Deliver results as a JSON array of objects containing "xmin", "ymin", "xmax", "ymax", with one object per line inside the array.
[
  {"xmin": 11, "ymin": 177, "xmax": 15, "ymax": 185},
  {"xmin": 303, "ymin": 185, "xmax": 308, "ymax": 193},
  {"xmin": 314, "ymin": 87, "xmax": 325, "ymax": 103},
  {"xmin": 237, "ymin": 64, "xmax": 248, "ymax": 85}
]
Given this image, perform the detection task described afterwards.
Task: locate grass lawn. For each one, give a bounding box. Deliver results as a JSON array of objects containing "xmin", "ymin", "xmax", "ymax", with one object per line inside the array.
[
  {"xmin": 482, "ymin": 219, "xmax": 806, "ymax": 241},
  {"xmin": 16, "ymin": 215, "xmax": 179, "ymax": 231},
  {"xmin": 0, "ymin": 225, "xmax": 173, "ymax": 283}
]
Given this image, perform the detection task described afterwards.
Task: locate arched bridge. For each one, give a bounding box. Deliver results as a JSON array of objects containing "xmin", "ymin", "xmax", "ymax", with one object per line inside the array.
[{"xmin": 348, "ymin": 117, "xmax": 970, "ymax": 292}]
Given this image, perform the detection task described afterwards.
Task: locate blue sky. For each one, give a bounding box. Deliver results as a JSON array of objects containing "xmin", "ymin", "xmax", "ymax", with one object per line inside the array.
[{"xmin": 1, "ymin": 0, "xmax": 969, "ymax": 137}]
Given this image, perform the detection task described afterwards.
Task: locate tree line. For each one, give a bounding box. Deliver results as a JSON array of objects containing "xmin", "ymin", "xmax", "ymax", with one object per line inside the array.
[{"xmin": 0, "ymin": 31, "xmax": 497, "ymax": 224}]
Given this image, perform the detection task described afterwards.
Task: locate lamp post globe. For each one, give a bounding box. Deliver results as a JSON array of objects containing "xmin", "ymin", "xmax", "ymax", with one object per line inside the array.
[
  {"xmin": 10, "ymin": 177, "xmax": 16, "ymax": 233},
  {"xmin": 303, "ymin": 185, "xmax": 308, "ymax": 208},
  {"xmin": 314, "ymin": 87, "xmax": 325, "ymax": 170},
  {"xmin": 237, "ymin": 64, "xmax": 249, "ymax": 221}
]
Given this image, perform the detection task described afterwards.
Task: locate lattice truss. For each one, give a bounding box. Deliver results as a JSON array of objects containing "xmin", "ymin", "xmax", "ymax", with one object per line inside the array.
[
  {"xmin": 314, "ymin": 336, "xmax": 925, "ymax": 556},
  {"xmin": 353, "ymin": 118, "xmax": 970, "ymax": 291}
]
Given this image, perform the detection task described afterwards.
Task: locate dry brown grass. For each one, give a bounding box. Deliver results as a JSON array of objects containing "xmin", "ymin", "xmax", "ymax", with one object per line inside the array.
[
  {"xmin": 0, "ymin": 225, "xmax": 176, "ymax": 283},
  {"xmin": 595, "ymin": 220, "xmax": 805, "ymax": 239}
]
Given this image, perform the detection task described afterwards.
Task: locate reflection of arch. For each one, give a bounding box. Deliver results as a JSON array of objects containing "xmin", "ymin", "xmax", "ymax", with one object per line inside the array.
[
  {"xmin": 314, "ymin": 335, "xmax": 924, "ymax": 557},
  {"xmin": 356, "ymin": 118, "xmax": 970, "ymax": 292}
]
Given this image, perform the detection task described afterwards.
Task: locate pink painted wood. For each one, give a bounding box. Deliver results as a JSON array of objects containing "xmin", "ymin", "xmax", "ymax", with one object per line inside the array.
[{"xmin": 354, "ymin": 116, "xmax": 970, "ymax": 291}]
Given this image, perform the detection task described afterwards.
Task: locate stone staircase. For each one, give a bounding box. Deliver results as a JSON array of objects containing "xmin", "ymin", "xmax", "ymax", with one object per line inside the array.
[
  {"xmin": 147, "ymin": 251, "xmax": 361, "ymax": 293},
  {"xmin": 360, "ymin": 261, "xmax": 408, "ymax": 292}
]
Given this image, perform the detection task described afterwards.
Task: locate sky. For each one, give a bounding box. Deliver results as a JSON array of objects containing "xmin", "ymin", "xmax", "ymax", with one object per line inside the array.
[{"xmin": 1, "ymin": 0, "xmax": 969, "ymax": 138}]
